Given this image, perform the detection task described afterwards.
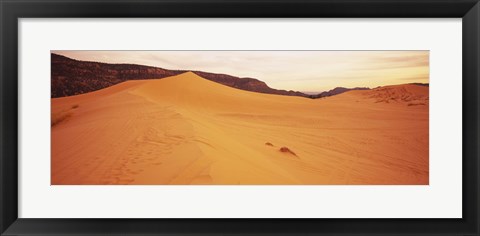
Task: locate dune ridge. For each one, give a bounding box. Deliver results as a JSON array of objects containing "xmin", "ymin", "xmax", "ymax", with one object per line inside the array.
[{"xmin": 51, "ymin": 72, "xmax": 429, "ymax": 185}]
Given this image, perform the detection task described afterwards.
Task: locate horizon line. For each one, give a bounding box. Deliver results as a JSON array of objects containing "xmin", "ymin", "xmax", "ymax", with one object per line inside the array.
[{"xmin": 51, "ymin": 51, "xmax": 429, "ymax": 94}]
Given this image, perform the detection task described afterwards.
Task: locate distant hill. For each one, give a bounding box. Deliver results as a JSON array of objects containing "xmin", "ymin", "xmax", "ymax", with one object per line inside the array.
[
  {"xmin": 191, "ymin": 71, "xmax": 306, "ymax": 98},
  {"xmin": 409, "ymin": 83, "xmax": 429, "ymax": 87},
  {"xmin": 51, "ymin": 53, "xmax": 309, "ymax": 98},
  {"xmin": 310, "ymin": 87, "xmax": 370, "ymax": 98}
]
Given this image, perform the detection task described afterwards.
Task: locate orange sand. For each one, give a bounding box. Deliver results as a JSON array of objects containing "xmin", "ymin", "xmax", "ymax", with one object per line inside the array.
[{"xmin": 51, "ymin": 72, "xmax": 429, "ymax": 185}]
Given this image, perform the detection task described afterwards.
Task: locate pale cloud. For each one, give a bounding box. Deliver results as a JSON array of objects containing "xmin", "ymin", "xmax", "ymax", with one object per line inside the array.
[{"xmin": 52, "ymin": 50, "xmax": 429, "ymax": 92}]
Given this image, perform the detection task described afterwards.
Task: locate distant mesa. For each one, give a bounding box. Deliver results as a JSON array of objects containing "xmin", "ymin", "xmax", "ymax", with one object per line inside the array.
[
  {"xmin": 310, "ymin": 86, "xmax": 370, "ymax": 99},
  {"xmin": 191, "ymin": 71, "xmax": 307, "ymax": 98},
  {"xmin": 409, "ymin": 82, "xmax": 429, "ymax": 87}
]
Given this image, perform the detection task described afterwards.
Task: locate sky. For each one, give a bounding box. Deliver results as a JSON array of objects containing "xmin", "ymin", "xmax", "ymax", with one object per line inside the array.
[{"xmin": 52, "ymin": 50, "xmax": 429, "ymax": 93}]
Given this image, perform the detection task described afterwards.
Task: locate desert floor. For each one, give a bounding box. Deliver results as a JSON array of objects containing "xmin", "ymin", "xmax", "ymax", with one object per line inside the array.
[{"xmin": 51, "ymin": 72, "xmax": 429, "ymax": 185}]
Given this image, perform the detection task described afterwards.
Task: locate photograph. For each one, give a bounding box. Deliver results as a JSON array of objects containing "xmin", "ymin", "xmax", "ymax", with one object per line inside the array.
[
  {"xmin": 51, "ymin": 50, "xmax": 429, "ymax": 185},
  {"xmin": 4, "ymin": 0, "xmax": 478, "ymax": 234}
]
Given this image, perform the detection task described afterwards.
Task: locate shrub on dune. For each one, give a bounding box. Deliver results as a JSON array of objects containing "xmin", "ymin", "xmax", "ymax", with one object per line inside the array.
[{"xmin": 279, "ymin": 146, "xmax": 297, "ymax": 156}]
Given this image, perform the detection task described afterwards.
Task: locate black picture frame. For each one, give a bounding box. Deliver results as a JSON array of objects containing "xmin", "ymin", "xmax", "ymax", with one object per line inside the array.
[{"xmin": 1, "ymin": 0, "xmax": 479, "ymax": 235}]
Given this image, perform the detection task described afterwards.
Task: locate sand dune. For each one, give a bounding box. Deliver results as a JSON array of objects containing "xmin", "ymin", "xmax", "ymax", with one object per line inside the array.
[{"xmin": 51, "ymin": 72, "xmax": 428, "ymax": 185}]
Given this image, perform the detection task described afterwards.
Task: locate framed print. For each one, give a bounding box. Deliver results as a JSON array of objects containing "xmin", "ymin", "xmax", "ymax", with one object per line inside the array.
[
  {"xmin": 49, "ymin": 50, "xmax": 430, "ymax": 186},
  {"xmin": 1, "ymin": 0, "xmax": 479, "ymax": 235}
]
